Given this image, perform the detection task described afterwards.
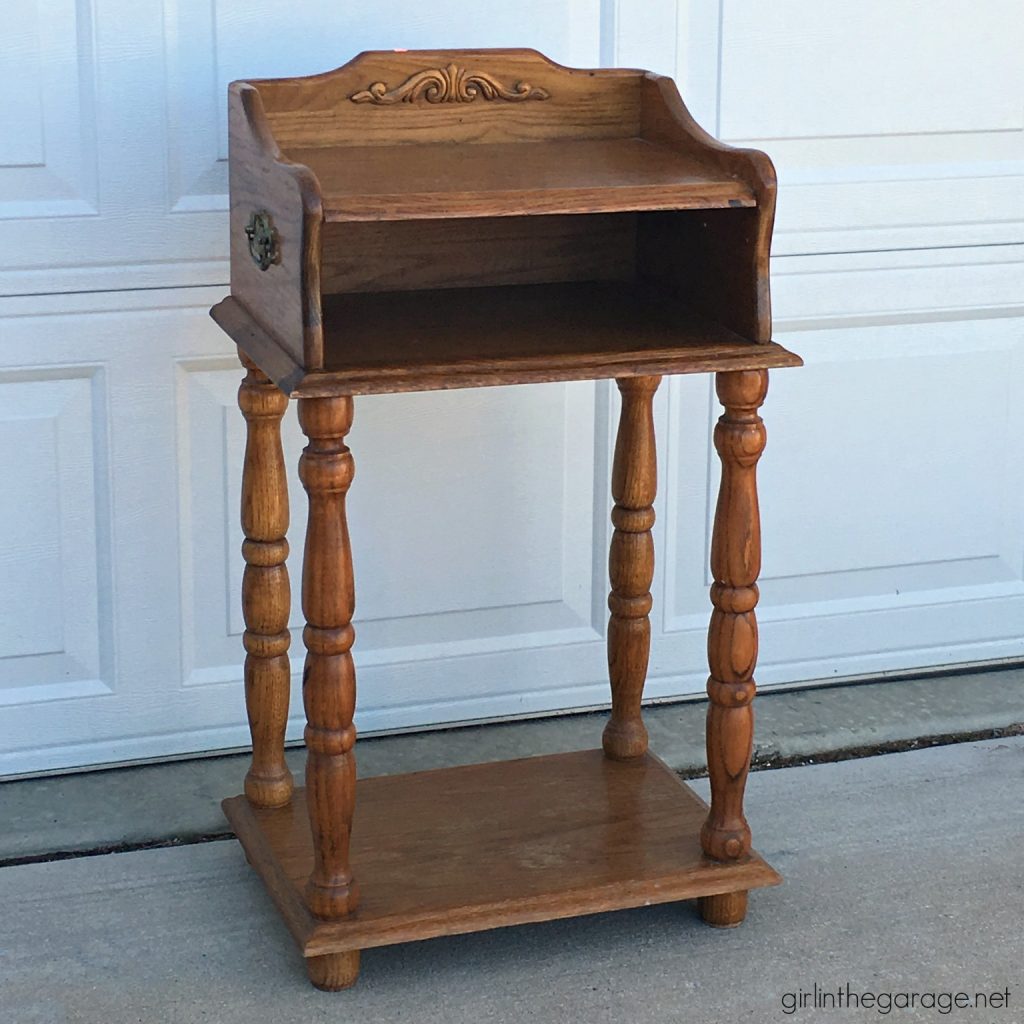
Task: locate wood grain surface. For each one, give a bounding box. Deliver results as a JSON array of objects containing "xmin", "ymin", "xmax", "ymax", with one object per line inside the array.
[
  {"xmin": 237, "ymin": 353, "xmax": 294, "ymax": 809},
  {"xmin": 297, "ymin": 396, "xmax": 359, "ymax": 923},
  {"xmin": 314, "ymin": 281, "xmax": 799, "ymax": 395},
  {"xmin": 212, "ymin": 284, "xmax": 801, "ymax": 397},
  {"xmin": 254, "ymin": 49, "xmax": 642, "ymax": 149},
  {"xmin": 320, "ymin": 214, "xmax": 637, "ymax": 294},
  {"xmin": 287, "ymin": 138, "xmax": 755, "ymax": 222},
  {"xmin": 223, "ymin": 749, "xmax": 781, "ymax": 957},
  {"xmin": 638, "ymin": 75, "xmax": 776, "ymax": 341},
  {"xmin": 603, "ymin": 376, "xmax": 660, "ymax": 761},
  {"xmin": 701, "ymin": 370, "xmax": 769, "ymax": 877},
  {"xmin": 227, "ymin": 83, "xmax": 324, "ymax": 370}
]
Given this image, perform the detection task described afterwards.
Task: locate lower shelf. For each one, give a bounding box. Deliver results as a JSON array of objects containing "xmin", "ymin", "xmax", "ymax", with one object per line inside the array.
[{"xmin": 223, "ymin": 748, "xmax": 781, "ymax": 958}]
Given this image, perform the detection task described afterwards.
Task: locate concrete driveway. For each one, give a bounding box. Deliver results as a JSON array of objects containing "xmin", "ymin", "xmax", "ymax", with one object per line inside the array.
[{"xmin": 1, "ymin": 737, "xmax": 1021, "ymax": 1024}]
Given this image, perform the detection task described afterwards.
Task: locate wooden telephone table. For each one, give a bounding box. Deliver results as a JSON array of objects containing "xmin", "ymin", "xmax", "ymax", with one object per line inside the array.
[{"xmin": 210, "ymin": 48, "xmax": 801, "ymax": 990}]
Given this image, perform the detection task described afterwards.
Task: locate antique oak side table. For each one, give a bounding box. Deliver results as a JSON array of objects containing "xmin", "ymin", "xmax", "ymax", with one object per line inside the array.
[{"xmin": 210, "ymin": 48, "xmax": 801, "ymax": 990}]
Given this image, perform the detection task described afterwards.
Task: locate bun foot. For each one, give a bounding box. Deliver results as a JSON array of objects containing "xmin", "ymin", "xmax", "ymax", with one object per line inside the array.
[
  {"xmin": 698, "ymin": 890, "xmax": 748, "ymax": 928},
  {"xmin": 306, "ymin": 950, "xmax": 361, "ymax": 991}
]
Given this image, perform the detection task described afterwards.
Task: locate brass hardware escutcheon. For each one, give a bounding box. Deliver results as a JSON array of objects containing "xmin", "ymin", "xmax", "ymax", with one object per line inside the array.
[{"xmin": 245, "ymin": 211, "xmax": 278, "ymax": 271}]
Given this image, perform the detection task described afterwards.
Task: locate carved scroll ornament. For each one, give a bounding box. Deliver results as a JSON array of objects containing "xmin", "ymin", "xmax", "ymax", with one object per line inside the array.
[{"xmin": 350, "ymin": 62, "xmax": 550, "ymax": 105}]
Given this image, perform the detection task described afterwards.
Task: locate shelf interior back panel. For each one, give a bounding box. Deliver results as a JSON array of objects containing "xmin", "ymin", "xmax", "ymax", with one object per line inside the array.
[{"xmin": 285, "ymin": 138, "xmax": 757, "ymax": 221}]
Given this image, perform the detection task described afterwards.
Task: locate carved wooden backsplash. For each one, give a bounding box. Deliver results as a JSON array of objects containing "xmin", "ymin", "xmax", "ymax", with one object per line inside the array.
[{"xmin": 350, "ymin": 63, "xmax": 551, "ymax": 105}]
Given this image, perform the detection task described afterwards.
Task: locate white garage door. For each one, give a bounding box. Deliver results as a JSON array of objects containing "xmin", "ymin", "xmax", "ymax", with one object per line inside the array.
[{"xmin": 2, "ymin": 1, "xmax": 1022, "ymax": 774}]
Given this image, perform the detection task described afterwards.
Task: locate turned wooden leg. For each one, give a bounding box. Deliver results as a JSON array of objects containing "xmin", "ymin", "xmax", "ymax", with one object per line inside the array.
[
  {"xmin": 602, "ymin": 376, "xmax": 660, "ymax": 761},
  {"xmin": 700, "ymin": 370, "xmax": 768, "ymax": 924},
  {"xmin": 238, "ymin": 351, "xmax": 294, "ymax": 809},
  {"xmin": 298, "ymin": 395, "xmax": 360, "ymax": 986}
]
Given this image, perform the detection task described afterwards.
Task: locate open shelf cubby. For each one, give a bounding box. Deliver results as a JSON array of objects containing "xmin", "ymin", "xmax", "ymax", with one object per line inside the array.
[{"xmin": 211, "ymin": 49, "xmax": 798, "ymax": 396}]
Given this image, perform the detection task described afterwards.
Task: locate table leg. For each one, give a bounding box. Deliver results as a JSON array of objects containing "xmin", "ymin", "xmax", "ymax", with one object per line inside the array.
[
  {"xmin": 699, "ymin": 369, "xmax": 767, "ymax": 928},
  {"xmin": 602, "ymin": 375, "xmax": 660, "ymax": 761},
  {"xmin": 238, "ymin": 351, "xmax": 293, "ymax": 809},
  {"xmin": 298, "ymin": 394, "xmax": 360, "ymax": 989}
]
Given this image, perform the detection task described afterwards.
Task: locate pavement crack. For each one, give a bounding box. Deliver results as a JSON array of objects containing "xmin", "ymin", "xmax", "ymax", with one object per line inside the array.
[{"xmin": 0, "ymin": 830, "xmax": 235, "ymax": 869}]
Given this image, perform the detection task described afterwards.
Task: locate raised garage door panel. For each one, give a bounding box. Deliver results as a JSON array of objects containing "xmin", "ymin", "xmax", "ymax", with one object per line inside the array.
[
  {"xmin": 694, "ymin": 0, "xmax": 1024, "ymax": 254},
  {"xmin": 0, "ymin": 1, "xmax": 602, "ymax": 294},
  {"xmin": 0, "ymin": 288, "xmax": 614, "ymax": 776},
  {"xmin": 2, "ymin": 2, "xmax": 1023, "ymax": 774},
  {"xmin": 657, "ymin": 254, "xmax": 1024, "ymax": 686}
]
